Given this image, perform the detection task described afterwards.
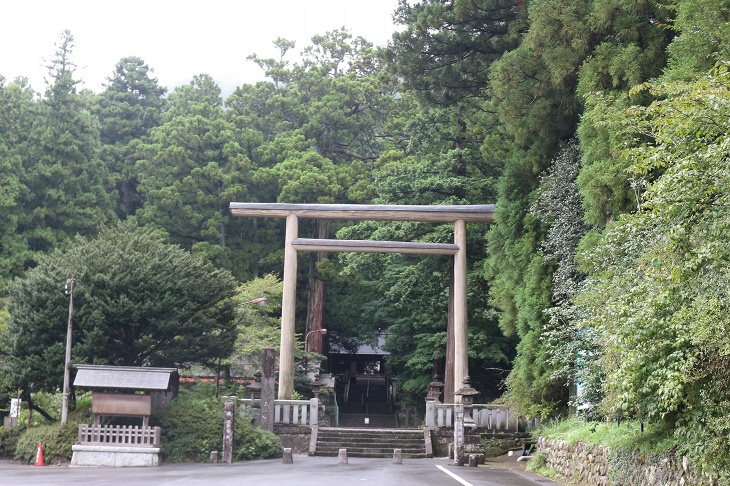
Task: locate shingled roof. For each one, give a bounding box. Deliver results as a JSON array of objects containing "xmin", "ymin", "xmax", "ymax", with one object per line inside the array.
[{"xmin": 73, "ymin": 365, "xmax": 178, "ymax": 392}]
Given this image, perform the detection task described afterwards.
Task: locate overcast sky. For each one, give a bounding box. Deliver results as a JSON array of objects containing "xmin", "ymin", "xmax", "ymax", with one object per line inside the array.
[{"xmin": 1, "ymin": 0, "xmax": 402, "ymax": 97}]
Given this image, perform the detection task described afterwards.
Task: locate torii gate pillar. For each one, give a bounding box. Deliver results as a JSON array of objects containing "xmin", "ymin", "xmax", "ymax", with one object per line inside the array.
[
  {"xmin": 453, "ymin": 219, "xmax": 468, "ymax": 401},
  {"xmin": 279, "ymin": 213, "xmax": 299, "ymax": 400}
]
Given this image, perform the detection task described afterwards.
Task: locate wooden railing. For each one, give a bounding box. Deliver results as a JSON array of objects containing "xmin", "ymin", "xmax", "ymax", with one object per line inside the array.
[
  {"xmin": 425, "ymin": 402, "xmax": 518, "ymax": 432},
  {"xmin": 77, "ymin": 424, "xmax": 161, "ymax": 447},
  {"xmin": 235, "ymin": 397, "xmax": 318, "ymax": 427}
]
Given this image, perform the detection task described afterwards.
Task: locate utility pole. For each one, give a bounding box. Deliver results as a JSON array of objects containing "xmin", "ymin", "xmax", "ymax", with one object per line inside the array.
[{"xmin": 61, "ymin": 275, "xmax": 76, "ymax": 425}]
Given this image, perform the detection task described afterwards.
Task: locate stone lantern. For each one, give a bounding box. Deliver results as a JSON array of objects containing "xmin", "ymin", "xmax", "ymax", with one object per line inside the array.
[
  {"xmin": 426, "ymin": 374, "xmax": 444, "ymax": 402},
  {"xmin": 309, "ymin": 375, "xmax": 324, "ymax": 400},
  {"xmin": 246, "ymin": 371, "xmax": 263, "ymax": 400},
  {"xmin": 454, "ymin": 376, "xmax": 479, "ymax": 425}
]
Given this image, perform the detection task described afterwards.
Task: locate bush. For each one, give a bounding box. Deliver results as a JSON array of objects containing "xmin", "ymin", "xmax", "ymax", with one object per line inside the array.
[
  {"xmin": 152, "ymin": 383, "xmax": 223, "ymax": 462},
  {"xmin": 14, "ymin": 421, "xmax": 78, "ymax": 463},
  {"xmin": 0, "ymin": 425, "xmax": 25, "ymax": 458},
  {"xmin": 152, "ymin": 382, "xmax": 281, "ymax": 463},
  {"xmin": 233, "ymin": 420, "xmax": 281, "ymax": 461}
]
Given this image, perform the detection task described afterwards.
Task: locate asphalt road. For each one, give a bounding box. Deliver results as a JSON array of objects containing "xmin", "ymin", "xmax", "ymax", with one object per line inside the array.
[{"xmin": 0, "ymin": 456, "xmax": 562, "ymax": 486}]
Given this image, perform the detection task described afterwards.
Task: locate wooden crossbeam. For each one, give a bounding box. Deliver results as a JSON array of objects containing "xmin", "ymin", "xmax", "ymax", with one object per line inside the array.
[
  {"xmin": 230, "ymin": 202, "xmax": 494, "ymax": 223},
  {"xmin": 291, "ymin": 238, "xmax": 460, "ymax": 255}
]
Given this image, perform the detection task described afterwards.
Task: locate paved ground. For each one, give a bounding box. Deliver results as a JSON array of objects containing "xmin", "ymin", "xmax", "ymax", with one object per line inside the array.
[{"xmin": 0, "ymin": 456, "xmax": 564, "ymax": 486}]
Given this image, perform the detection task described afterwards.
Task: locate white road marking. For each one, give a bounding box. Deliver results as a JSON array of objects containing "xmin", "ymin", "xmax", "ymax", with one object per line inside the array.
[{"xmin": 436, "ymin": 465, "xmax": 474, "ymax": 486}]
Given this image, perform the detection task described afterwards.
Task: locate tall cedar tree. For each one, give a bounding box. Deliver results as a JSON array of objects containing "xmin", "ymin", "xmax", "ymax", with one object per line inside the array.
[
  {"xmin": 486, "ymin": 0, "xmax": 672, "ymax": 417},
  {"xmin": 96, "ymin": 56, "xmax": 167, "ymax": 219},
  {"xmin": 0, "ymin": 77, "xmax": 35, "ymax": 290},
  {"xmin": 19, "ymin": 30, "xmax": 116, "ymax": 263},
  {"xmin": 135, "ymin": 74, "xmax": 252, "ymax": 276}
]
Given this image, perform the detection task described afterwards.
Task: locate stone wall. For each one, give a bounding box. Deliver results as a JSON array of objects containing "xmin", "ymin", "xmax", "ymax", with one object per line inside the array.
[
  {"xmin": 430, "ymin": 429, "xmax": 530, "ymax": 459},
  {"xmin": 538, "ymin": 437, "xmax": 714, "ymax": 485},
  {"xmin": 274, "ymin": 425, "xmax": 311, "ymax": 455}
]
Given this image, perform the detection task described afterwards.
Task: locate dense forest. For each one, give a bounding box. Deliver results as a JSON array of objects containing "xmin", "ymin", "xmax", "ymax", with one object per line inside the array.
[{"xmin": 2, "ymin": 0, "xmax": 730, "ymax": 476}]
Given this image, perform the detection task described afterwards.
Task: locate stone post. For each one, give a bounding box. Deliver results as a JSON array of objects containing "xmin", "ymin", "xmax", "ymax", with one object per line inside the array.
[
  {"xmin": 453, "ymin": 404, "xmax": 464, "ymax": 465},
  {"xmin": 309, "ymin": 397, "xmax": 319, "ymax": 426},
  {"xmin": 261, "ymin": 347, "xmax": 277, "ymax": 432},
  {"xmin": 393, "ymin": 449, "xmax": 402, "ymax": 464},
  {"xmin": 425, "ymin": 400, "xmax": 435, "ymax": 429},
  {"xmin": 222, "ymin": 400, "xmax": 235, "ymax": 464}
]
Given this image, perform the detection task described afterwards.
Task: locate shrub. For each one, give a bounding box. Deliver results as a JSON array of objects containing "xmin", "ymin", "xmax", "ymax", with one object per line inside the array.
[
  {"xmin": 152, "ymin": 382, "xmax": 281, "ymax": 463},
  {"xmin": 0, "ymin": 425, "xmax": 25, "ymax": 458},
  {"xmin": 152, "ymin": 383, "xmax": 223, "ymax": 462},
  {"xmin": 233, "ymin": 420, "xmax": 281, "ymax": 461},
  {"xmin": 14, "ymin": 421, "xmax": 77, "ymax": 463}
]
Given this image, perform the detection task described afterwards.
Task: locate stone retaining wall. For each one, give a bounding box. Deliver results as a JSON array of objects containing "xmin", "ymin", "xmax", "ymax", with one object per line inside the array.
[
  {"xmin": 538, "ymin": 437, "xmax": 714, "ymax": 485},
  {"xmin": 274, "ymin": 425, "xmax": 311, "ymax": 455},
  {"xmin": 430, "ymin": 429, "xmax": 530, "ymax": 459}
]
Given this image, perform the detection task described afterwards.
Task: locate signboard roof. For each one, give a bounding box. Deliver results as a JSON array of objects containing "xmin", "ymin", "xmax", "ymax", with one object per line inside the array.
[{"xmin": 73, "ymin": 365, "xmax": 178, "ymax": 391}]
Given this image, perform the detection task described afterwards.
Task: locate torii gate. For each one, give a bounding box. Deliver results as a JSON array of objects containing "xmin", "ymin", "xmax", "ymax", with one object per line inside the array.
[{"xmin": 229, "ymin": 203, "xmax": 495, "ymax": 402}]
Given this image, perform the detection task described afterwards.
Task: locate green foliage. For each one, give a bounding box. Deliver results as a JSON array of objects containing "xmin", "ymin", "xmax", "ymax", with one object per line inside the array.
[
  {"xmin": 538, "ymin": 417, "xmax": 662, "ymax": 451},
  {"xmin": 525, "ymin": 452, "xmax": 556, "ymax": 477},
  {"xmin": 16, "ymin": 391, "xmax": 62, "ymax": 427},
  {"xmin": 665, "ymin": 0, "xmax": 730, "ymax": 81},
  {"xmin": 387, "ymin": 0, "xmax": 524, "ymax": 108},
  {"xmin": 6, "ymin": 220, "xmax": 237, "ymax": 393},
  {"xmin": 232, "ymin": 421, "xmax": 281, "ymax": 461},
  {"xmin": 0, "ymin": 425, "xmax": 25, "ymax": 458},
  {"xmin": 0, "ymin": 76, "xmax": 35, "ymax": 289},
  {"xmin": 152, "ymin": 382, "xmax": 281, "ymax": 462},
  {"xmin": 537, "ymin": 418, "xmax": 710, "ymax": 484},
  {"xmin": 2, "ymin": 12, "xmax": 730, "ymax": 480},
  {"xmin": 12, "ymin": 31, "xmax": 117, "ymax": 273},
  {"xmin": 531, "ymin": 142, "xmax": 602, "ymax": 416},
  {"xmin": 576, "ymin": 64, "xmax": 730, "ymax": 478},
  {"xmin": 486, "ymin": 0, "xmax": 675, "ymax": 420},
  {"xmin": 152, "ymin": 383, "xmax": 224, "ymax": 462},
  {"xmin": 0, "ymin": 306, "xmax": 11, "ymax": 399},
  {"xmin": 576, "ymin": 92, "xmax": 640, "ymax": 226},
  {"xmin": 228, "ymin": 274, "xmax": 283, "ymax": 375},
  {"xmin": 96, "ymin": 56, "xmax": 167, "ymax": 219},
  {"xmin": 479, "ymin": 437, "xmax": 509, "ymax": 457},
  {"xmin": 13, "ymin": 421, "xmax": 78, "ymax": 463},
  {"xmin": 135, "ymin": 74, "xmax": 252, "ymax": 274}
]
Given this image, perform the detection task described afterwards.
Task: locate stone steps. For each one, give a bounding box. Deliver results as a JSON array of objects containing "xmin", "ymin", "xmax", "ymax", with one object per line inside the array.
[
  {"xmin": 314, "ymin": 427, "xmax": 427, "ymax": 459},
  {"xmin": 338, "ymin": 413, "xmax": 397, "ymax": 428}
]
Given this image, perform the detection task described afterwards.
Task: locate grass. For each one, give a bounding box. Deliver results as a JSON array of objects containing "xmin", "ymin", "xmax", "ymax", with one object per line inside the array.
[
  {"xmin": 536, "ymin": 416, "xmax": 677, "ymax": 454},
  {"xmin": 525, "ymin": 452, "xmax": 558, "ymax": 478}
]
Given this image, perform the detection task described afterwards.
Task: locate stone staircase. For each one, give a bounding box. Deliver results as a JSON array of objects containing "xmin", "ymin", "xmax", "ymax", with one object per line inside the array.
[
  {"xmin": 339, "ymin": 377, "xmax": 397, "ymax": 428},
  {"xmin": 314, "ymin": 427, "xmax": 428, "ymax": 458}
]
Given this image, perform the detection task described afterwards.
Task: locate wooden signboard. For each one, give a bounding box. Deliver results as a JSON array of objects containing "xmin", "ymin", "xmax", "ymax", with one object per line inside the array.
[{"xmin": 92, "ymin": 392, "xmax": 152, "ymax": 417}]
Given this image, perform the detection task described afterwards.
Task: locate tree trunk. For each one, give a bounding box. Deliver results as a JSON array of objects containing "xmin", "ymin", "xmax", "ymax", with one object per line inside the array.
[
  {"xmin": 24, "ymin": 391, "xmax": 57, "ymax": 423},
  {"xmin": 306, "ymin": 219, "xmax": 329, "ymax": 354},
  {"xmin": 445, "ymin": 261, "xmax": 455, "ymax": 403}
]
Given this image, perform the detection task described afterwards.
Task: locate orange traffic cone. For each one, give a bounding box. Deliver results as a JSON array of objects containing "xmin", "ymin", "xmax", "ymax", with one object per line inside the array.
[{"xmin": 35, "ymin": 441, "xmax": 44, "ymax": 466}]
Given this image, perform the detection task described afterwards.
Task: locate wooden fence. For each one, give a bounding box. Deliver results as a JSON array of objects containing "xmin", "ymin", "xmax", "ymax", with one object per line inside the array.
[{"xmin": 77, "ymin": 424, "xmax": 161, "ymax": 447}]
